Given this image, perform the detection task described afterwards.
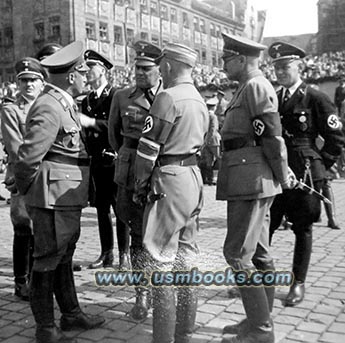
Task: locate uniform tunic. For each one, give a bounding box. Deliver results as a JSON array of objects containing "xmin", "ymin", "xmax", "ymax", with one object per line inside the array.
[
  {"xmin": 270, "ymin": 82, "xmax": 344, "ymax": 235},
  {"xmin": 1, "ymin": 94, "xmax": 33, "ymax": 235},
  {"xmin": 14, "ymin": 84, "xmax": 89, "ymax": 271},
  {"xmin": 108, "ymin": 84, "xmax": 161, "ymax": 247},
  {"xmin": 216, "ymin": 69, "xmax": 289, "ymax": 270},
  {"xmin": 135, "ymin": 75, "xmax": 209, "ymax": 264}
]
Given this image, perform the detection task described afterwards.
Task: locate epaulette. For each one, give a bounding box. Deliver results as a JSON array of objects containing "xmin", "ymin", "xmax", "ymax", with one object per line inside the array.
[{"xmin": 46, "ymin": 85, "xmax": 69, "ymax": 111}]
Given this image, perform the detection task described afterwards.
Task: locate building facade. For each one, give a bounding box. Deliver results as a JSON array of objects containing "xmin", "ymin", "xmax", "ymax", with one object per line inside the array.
[
  {"xmin": 317, "ymin": 0, "xmax": 345, "ymax": 53},
  {"xmin": 0, "ymin": 0, "xmax": 265, "ymax": 83}
]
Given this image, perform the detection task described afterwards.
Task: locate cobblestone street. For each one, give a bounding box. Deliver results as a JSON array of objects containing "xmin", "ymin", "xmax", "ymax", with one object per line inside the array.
[{"xmin": 0, "ymin": 175, "xmax": 345, "ymax": 343}]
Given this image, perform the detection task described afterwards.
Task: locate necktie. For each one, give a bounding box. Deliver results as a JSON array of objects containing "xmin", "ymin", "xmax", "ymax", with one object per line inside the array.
[
  {"xmin": 144, "ymin": 89, "xmax": 154, "ymax": 105},
  {"xmin": 283, "ymin": 89, "xmax": 290, "ymax": 105}
]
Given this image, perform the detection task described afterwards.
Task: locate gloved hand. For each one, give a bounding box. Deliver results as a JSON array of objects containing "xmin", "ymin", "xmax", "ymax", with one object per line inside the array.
[
  {"xmin": 282, "ymin": 166, "xmax": 297, "ymax": 189},
  {"xmin": 79, "ymin": 113, "xmax": 96, "ymax": 128},
  {"xmin": 133, "ymin": 179, "xmax": 148, "ymax": 207}
]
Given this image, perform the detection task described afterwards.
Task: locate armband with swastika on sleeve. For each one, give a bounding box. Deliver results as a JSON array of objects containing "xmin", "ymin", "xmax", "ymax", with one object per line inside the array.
[{"xmin": 252, "ymin": 112, "xmax": 282, "ymax": 137}]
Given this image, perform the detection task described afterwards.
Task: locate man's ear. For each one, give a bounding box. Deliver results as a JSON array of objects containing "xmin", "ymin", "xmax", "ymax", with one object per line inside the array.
[{"xmin": 68, "ymin": 72, "xmax": 75, "ymax": 84}]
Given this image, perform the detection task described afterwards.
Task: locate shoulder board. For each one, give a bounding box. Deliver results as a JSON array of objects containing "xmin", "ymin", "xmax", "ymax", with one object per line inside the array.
[{"xmin": 45, "ymin": 85, "xmax": 69, "ymax": 110}]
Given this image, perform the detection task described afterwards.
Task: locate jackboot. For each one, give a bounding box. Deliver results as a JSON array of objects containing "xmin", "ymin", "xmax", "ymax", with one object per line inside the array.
[
  {"xmin": 116, "ymin": 219, "xmax": 130, "ymax": 270},
  {"xmin": 54, "ymin": 262, "xmax": 105, "ymax": 331},
  {"xmin": 88, "ymin": 250, "xmax": 114, "ymax": 269},
  {"xmin": 323, "ymin": 183, "xmax": 341, "ymax": 230},
  {"xmin": 152, "ymin": 286, "xmax": 176, "ymax": 343},
  {"xmin": 30, "ymin": 270, "xmax": 76, "ymax": 343},
  {"xmin": 129, "ymin": 246, "xmax": 150, "ymax": 320},
  {"xmin": 175, "ymin": 287, "xmax": 198, "ymax": 343},
  {"xmin": 119, "ymin": 252, "xmax": 130, "ymax": 270},
  {"xmin": 13, "ymin": 234, "xmax": 33, "ymax": 301},
  {"xmin": 222, "ymin": 286, "xmax": 274, "ymax": 343},
  {"xmin": 286, "ymin": 229, "xmax": 312, "ymax": 306}
]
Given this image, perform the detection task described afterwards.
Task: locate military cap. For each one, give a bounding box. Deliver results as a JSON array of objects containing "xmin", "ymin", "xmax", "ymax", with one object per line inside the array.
[
  {"xmin": 36, "ymin": 43, "xmax": 62, "ymax": 61},
  {"xmin": 222, "ymin": 33, "xmax": 266, "ymax": 58},
  {"xmin": 268, "ymin": 42, "xmax": 306, "ymax": 62},
  {"xmin": 156, "ymin": 43, "xmax": 198, "ymax": 67},
  {"xmin": 15, "ymin": 57, "xmax": 45, "ymax": 80},
  {"xmin": 132, "ymin": 40, "xmax": 161, "ymax": 66},
  {"xmin": 84, "ymin": 49, "xmax": 113, "ymax": 70},
  {"xmin": 41, "ymin": 41, "xmax": 89, "ymax": 74}
]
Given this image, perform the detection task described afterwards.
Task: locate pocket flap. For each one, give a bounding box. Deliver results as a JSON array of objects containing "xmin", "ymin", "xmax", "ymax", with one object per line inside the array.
[
  {"xmin": 226, "ymin": 146, "xmax": 263, "ymax": 166},
  {"xmin": 49, "ymin": 169, "xmax": 82, "ymax": 181}
]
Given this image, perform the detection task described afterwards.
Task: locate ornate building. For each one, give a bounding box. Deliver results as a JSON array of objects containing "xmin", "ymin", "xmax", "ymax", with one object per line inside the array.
[
  {"xmin": 0, "ymin": 0, "xmax": 265, "ymax": 82},
  {"xmin": 317, "ymin": 0, "xmax": 345, "ymax": 53}
]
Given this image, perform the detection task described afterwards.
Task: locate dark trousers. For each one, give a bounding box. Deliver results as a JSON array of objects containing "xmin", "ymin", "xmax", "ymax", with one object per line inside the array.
[{"xmin": 91, "ymin": 162, "xmax": 129, "ymax": 255}]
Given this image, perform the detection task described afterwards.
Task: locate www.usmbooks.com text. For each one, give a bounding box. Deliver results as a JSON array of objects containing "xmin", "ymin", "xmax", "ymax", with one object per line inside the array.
[{"xmin": 95, "ymin": 267, "xmax": 293, "ymax": 287}]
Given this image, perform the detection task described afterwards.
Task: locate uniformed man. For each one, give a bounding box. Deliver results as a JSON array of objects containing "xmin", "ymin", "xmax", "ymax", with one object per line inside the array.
[
  {"xmin": 268, "ymin": 42, "xmax": 345, "ymax": 307},
  {"xmin": 217, "ymin": 34, "xmax": 294, "ymax": 343},
  {"xmin": 14, "ymin": 41, "xmax": 104, "ymax": 343},
  {"xmin": 108, "ymin": 40, "xmax": 162, "ymax": 320},
  {"xmin": 36, "ymin": 43, "xmax": 62, "ymax": 62},
  {"xmin": 1, "ymin": 57, "xmax": 45, "ymax": 301},
  {"xmin": 80, "ymin": 50, "xmax": 129, "ymax": 270},
  {"xmin": 133, "ymin": 43, "xmax": 209, "ymax": 343}
]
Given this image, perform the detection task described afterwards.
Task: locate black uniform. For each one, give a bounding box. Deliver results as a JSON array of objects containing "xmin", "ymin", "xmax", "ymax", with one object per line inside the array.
[
  {"xmin": 81, "ymin": 84, "xmax": 129, "ymax": 267},
  {"xmin": 270, "ymin": 82, "xmax": 344, "ymax": 290}
]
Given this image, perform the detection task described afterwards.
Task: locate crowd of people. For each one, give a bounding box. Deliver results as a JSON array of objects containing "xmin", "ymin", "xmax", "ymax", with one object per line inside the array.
[{"xmin": 0, "ymin": 34, "xmax": 344, "ymax": 343}]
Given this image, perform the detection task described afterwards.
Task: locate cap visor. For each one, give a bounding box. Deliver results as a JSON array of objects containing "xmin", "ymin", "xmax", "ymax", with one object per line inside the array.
[{"xmin": 17, "ymin": 72, "xmax": 44, "ymax": 80}]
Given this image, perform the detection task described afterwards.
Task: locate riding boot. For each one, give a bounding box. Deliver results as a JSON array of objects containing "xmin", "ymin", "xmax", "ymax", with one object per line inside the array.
[
  {"xmin": 175, "ymin": 287, "xmax": 198, "ymax": 343},
  {"xmin": 322, "ymin": 182, "xmax": 341, "ymax": 230},
  {"xmin": 152, "ymin": 286, "xmax": 176, "ymax": 343},
  {"xmin": 54, "ymin": 262, "xmax": 105, "ymax": 331},
  {"xmin": 286, "ymin": 229, "xmax": 312, "ymax": 306},
  {"xmin": 88, "ymin": 208, "xmax": 114, "ymax": 269},
  {"xmin": 30, "ymin": 270, "xmax": 76, "ymax": 343},
  {"xmin": 116, "ymin": 219, "xmax": 130, "ymax": 270},
  {"xmin": 13, "ymin": 234, "xmax": 33, "ymax": 301},
  {"xmin": 222, "ymin": 286, "xmax": 274, "ymax": 343},
  {"xmin": 129, "ymin": 246, "xmax": 150, "ymax": 320}
]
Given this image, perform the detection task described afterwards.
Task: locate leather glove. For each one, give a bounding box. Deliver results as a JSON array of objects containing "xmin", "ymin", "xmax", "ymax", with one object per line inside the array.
[{"xmin": 133, "ymin": 179, "xmax": 148, "ymax": 207}]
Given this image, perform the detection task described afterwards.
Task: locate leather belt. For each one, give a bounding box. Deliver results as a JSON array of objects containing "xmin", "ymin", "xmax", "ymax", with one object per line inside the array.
[
  {"xmin": 44, "ymin": 152, "xmax": 90, "ymax": 166},
  {"xmin": 284, "ymin": 137, "xmax": 315, "ymax": 147},
  {"xmin": 223, "ymin": 137, "xmax": 258, "ymax": 151},
  {"xmin": 123, "ymin": 137, "xmax": 139, "ymax": 149},
  {"xmin": 157, "ymin": 154, "xmax": 197, "ymax": 167}
]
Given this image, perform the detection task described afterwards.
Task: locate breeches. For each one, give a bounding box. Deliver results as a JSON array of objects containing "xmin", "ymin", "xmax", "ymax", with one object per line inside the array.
[
  {"xmin": 224, "ymin": 197, "xmax": 274, "ymax": 271},
  {"xmin": 143, "ymin": 165, "xmax": 203, "ymax": 264},
  {"xmin": 27, "ymin": 206, "xmax": 81, "ymax": 272}
]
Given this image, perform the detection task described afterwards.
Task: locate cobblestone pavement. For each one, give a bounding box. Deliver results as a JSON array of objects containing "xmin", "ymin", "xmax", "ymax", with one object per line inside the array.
[{"xmin": 0, "ymin": 174, "xmax": 345, "ymax": 343}]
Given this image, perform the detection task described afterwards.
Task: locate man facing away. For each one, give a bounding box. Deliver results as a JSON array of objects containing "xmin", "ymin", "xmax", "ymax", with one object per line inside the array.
[{"xmin": 14, "ymin": 41, "xmax": 104, "ymax": 343}]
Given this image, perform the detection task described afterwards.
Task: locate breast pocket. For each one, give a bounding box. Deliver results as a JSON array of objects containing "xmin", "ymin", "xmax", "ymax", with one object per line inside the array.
[
  {"xmin": 122, "ymin": 106, "xmax": 146, "ymax": 132},
  {"xmin": 48, "ymin": 167, "xmax": 89, "ymax": 207}
]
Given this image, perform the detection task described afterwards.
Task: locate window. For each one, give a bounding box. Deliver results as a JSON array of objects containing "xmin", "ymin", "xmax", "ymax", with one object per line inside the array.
[
  {"xmin": 34, "ymin": 22, "xmax": 44, "ymax": 41},
  {"xmin": 99, "ymin": 22, "xmax": 108, "ymax": 41},
  {"xmin": 212, "ymin": 51, "xmax": 217, "ymax": 66},
  {"xmin": 4, "ymin": 27, "xmax": 13, "ymax": 45},
  {"xmin": 49, "ymin": 16, "xmax": 60, "ymax": 39},
  {"xmin": 150, "ymin": 1, "xmax": 158, "ymax": 16},
  {"xmin": 182, "ymin": 12, "xmax": 189, "ymax": 28},
  {"xmin": 140, "ymin": 32, "xmax": 148, "ymax": 41},
  {"xmin": 126, "ymin": 28, "xmax": 134, "ymax": 45},
  {"xmin": 115, "ymin": 0, "xmax": 123, "ymax": 5},
  {"xmin": 200, "ymin": 19, "xmax": 205, "ymax": 33},
  {"xmin": 210, "ymin": 23, "xmax": 215, "ymax": 36},
  {"xmin": 201, "ymin": 49, "xmax": 207, "ymax": 64},
  {"xmin": 140, "ymin": 0, "xmax": 147, "ymax": 13},
  {"xmin": 151, "ymin": 35, "xmax": 159, "ymax": 46},
  {"xmin": 160, "ymin": 4, "xmax": 168, "ymax": 20},
  {"xmin": 171, "ymin": 8, "xmax": 177, "ymax": 23},
  {"xmin": 114, "ymin": 25, "xmax": 123, "ymax": 44},
  {"xmin": 193, "ymin": 17, "xmax": 199, "ymax": 31},
  {"xmin": 86, "ymin": 22, "xmax": 96, "ymax": 39}
]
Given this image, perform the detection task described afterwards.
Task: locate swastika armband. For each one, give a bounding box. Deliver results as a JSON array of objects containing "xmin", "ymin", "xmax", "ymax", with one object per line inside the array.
[
  {"xmin": 327, "ymin": 114, "xmax": 342, "ymax": 130},
  {"xmin": 252, "ymin": 112, "xmax": 282, "ymax": 137}
]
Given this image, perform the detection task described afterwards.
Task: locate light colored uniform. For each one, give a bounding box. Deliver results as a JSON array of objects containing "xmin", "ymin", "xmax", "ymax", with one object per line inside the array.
[
  {"xmin": 14, "ymin": 84, "xmax": 89, "ymax": 271},
  {"xmin": 135, "ymin": 75, "xmax": 209, "ymax": 264}
]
